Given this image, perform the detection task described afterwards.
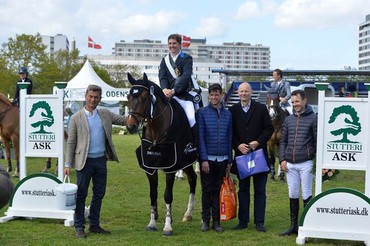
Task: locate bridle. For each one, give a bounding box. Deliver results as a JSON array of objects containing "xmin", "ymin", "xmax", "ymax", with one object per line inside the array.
[{"xmin": 128, "ymin": 84, "xmax": 172, "ymax": 144}]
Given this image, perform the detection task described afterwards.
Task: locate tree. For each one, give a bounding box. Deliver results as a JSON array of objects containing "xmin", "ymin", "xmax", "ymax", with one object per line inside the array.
[
  {"xmin": 0, "ymin": 33, "xmax": 49, "ymax": 96},
  {"xmin": 105, "ymin": 63, "xmax": 142, "ymax": 88},
  {"xmin": 1, "ymin": 33, "xmax": 48, "ymax": 73},
  {"xmin": 33, "ymin": 49, "xmax": 83, "ymax": 94}
]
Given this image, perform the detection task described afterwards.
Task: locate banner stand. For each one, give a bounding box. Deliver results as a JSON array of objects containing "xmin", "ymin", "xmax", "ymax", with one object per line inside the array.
[
  {"xmin": 296, "ymin": 82, "xmax": 370, "ymax": 245},
  {"xmin": 0, "ymin": 82, "xmax": 75, "ymax": 226}
]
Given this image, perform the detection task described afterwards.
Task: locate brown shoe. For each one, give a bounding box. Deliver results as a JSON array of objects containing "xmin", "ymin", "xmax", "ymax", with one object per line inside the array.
[
  {"xmin": 89, "ymin": 225, "xmax": 111, "ymax": 234},
  {"xmin": 76, "ymin": 230, "xmax": 86, "ymax": 238}
]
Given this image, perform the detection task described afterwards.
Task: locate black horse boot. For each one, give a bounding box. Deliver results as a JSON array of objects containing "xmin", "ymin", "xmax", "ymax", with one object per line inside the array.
[{"xmin": 280, "ymin": 198, "xmax": 299, "ymax": 236}]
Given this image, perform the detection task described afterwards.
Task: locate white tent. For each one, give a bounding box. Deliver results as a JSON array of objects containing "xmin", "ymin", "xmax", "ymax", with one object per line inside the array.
[{"xmin": 63, "ymin": 60, "xmax": 129, "ymax": 102}]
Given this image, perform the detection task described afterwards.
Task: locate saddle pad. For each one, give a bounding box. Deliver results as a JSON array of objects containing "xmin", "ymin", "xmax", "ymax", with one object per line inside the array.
[{"xmin": 140, "ymin": 139, "xmax": 177, "ymax": 170}]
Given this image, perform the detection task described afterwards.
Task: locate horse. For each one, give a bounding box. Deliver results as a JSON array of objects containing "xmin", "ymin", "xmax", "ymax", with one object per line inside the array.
[
  {"xmin": 265, "ymin": 88, "xmax": 287, "ymax": 181},
  {"xmin": 126, "ymin": 73, "xmax": 198, "ymax": 236},
  {"xmin": 0, "ymin": 93, "xmax": 20, "ymax": 177}
]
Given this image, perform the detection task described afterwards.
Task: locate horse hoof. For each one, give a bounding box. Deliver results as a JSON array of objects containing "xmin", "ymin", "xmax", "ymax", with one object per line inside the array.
[
  {"xmin": 7, "ymin": 166, "xmax": 12, "ymax": 172},
  {"xmin": 162, "ymin": 230, "xmax": 173, "ymax": 236},
  {"xmin": 12, "ymin": 172, "xmax": 19, "ymax": 178},
  {"xmin": 146, "ymin": 226, "xmax": 158, "ymax": 231},
  {"xmin": 176, "ymin": 177, "xmax": 185, "ymax": 180},
  {"xmin": 182, "ymin": 215, "xmax": 192, "ymax": 222}
]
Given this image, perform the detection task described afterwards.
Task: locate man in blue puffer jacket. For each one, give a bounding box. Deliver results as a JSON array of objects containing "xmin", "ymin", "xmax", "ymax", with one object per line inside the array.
[
  {"xmin": 196, "ymin": 83, "xmax": 233, "ymax": 233},
  {"xmin": 279, "ymin": 89, "xmax": 317, "ymax": 236}
]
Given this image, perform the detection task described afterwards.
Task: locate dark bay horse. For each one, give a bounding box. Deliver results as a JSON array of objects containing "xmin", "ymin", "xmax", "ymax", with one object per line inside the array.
[
  {"xmin": 0, "ymin": 93, "xmax": 20, "ymax": 177},
  {"xmin": 126, "ymin": 73, "xmax": 198, "ymax": 236},
  {"xmin": 266, "ymin": 89, "xmax": 287, "ymax": 181}
]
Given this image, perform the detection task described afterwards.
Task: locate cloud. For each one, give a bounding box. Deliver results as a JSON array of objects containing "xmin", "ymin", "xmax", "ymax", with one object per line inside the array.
[
  {"xmin": 194, "ymin": 17, "xmax": 227, "ymax": 37},
  {"xmin": 235, "ymin": 0, "xmax": 278, "ymax": 20},
  {"xmin": 275, "ymin": 0, "xmax": 370, "ymax": 29}
]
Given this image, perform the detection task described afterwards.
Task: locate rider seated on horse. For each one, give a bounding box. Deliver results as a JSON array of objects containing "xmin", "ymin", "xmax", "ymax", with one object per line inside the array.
[
  {"xmin": 271, "ymin": 68, "xmax": 292, "ymax": 115},
  {"xmin": 159, "ymin": 34, "xmax": 201, "ymax": 139}
]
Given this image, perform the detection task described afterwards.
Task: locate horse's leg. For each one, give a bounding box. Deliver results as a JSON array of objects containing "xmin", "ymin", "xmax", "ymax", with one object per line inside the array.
[
  {"xmin": 12, "ymin": 137, "xmax": 19, "ymax": 178},
  {"xmin": 42, "ymin": 157, "xmax": 52, "ymax": 172},
  {"xmin": 162, "ymin": 172, "xmax": 176, "ymax": 236},
  {"xmin": 146, "ymin": 172, "xmax": 158, "ymax": 231},
  {"xmin": 175, "ymin": 169, "xmax": 184, "ymax": 180},
  {"xmin": 268, "ymin": 140, "xmax": 276, "ymax": 180},
  {"xmin": 182, "ymin": 165, "xmax": 197, "ymax": 222},
  {"xmin": 3, "ymin": 140, "xmax": 12, "ymax": 173}
]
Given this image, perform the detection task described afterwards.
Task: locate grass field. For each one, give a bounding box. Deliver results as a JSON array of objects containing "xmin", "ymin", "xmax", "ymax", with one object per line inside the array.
[{"xmin": 0, "ymin": 134, "xmax": 366, "ymax": 246}]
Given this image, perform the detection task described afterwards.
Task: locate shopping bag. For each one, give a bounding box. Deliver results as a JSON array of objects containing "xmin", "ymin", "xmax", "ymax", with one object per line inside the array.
[
  {"xmin": 235, "ymin": 148, "xmax": 269, "ymax": 179},
  {"xmin": 220, "ymin": 175, "xmax": 237, "ymax": 221}
]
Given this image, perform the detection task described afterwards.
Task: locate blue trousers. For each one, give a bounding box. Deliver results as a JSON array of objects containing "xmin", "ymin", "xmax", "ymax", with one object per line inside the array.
[
  {"xmin": 237, "ymin": 172, "xmax": 268, "ymax": 226},
  {"xmin": 74, "ymin": 156, "xmax": 107, "ymax": 230}
]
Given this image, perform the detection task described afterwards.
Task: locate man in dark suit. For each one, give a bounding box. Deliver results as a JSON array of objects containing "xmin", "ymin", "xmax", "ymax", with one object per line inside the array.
[{"xmin": 229, "ymin": 82, "xmax": 273, "ymax": 232}]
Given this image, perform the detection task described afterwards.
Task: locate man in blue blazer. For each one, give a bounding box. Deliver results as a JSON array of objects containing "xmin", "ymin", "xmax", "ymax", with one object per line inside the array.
[{"xmin": 229, "ymin": 82, "xmax": 273, "ymax": 232}]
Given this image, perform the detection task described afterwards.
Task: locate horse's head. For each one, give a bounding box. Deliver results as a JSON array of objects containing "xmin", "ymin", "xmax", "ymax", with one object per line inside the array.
[
  {"xmin": 264, "ymin": 85, "xmax": 280, "ymax": 120},
  {"xmin": 126, "ymin": 73, "xmax": 167, "ymax": 134}
]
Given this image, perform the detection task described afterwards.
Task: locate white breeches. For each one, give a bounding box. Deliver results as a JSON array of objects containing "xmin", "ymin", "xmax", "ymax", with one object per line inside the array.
[
  {"xmin": 286, "ymin": 160, "xmax": 313, "ymax": 200},
  {"xmin": 173, "ymin": 96, "xmax": 196, "ymax": 127}
]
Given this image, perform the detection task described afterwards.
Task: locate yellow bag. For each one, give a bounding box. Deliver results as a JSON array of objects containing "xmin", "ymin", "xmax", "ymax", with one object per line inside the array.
[{"xmin": 220, "ymin": 175, "xmax": 237, "ymax": 221}]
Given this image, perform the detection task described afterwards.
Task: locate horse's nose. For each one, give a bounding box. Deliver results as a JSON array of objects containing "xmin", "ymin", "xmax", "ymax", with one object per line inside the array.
[{"xmin": 126, "ymin": 124, "xmax": 138, "ymax": 134}]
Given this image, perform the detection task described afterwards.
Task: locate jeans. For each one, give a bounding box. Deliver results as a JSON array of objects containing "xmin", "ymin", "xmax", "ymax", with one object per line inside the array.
[{"xmin": 74, "ymin": 156, "xmax": 107, "ymax": 230}]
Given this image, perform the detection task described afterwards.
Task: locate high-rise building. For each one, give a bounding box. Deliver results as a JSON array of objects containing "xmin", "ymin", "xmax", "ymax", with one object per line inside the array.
[
  {"xmin": 359, "ymin": 14, "xmax": 370, "ymax": 70},
  {"xmin": 113, "ymin": 38, "xmax": 270, "ymax": 70},
  {"xmin": 41, "ymin": 34, "xmax": 69, "ymax": 55},
  {"xmin": 107, "ymin": 38, "xmax": 269, "ymax": 85}
]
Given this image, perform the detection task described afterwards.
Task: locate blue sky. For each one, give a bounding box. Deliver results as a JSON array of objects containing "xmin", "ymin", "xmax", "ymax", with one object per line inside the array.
[{"xmin": 1, "ymin": 0, "xmax": 369, "ymax": 70}]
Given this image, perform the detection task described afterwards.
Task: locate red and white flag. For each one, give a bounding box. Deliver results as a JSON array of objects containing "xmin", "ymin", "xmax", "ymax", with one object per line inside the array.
[
  {"xmin": 88, "ymin": 36, "xmax": 102, "ymax": 49},
  {"xmin": 178, "ymin": 34, "xmax": 191, "ymax": 48}
]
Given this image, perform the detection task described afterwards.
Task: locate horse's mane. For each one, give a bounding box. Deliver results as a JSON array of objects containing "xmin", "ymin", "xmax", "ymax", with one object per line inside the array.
[{"xmin": 0, "ymin": 93, "xmax": 12, "ymax": 106}]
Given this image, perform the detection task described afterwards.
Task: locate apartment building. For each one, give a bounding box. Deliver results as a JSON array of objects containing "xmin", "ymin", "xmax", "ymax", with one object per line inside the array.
[
  {"xmin": 359, "ymin": 14, "xmax": 370, "ymax": 70},
  {"xmin": 41, "ymin": 34, "xmax": 70, "ymax": 55}
]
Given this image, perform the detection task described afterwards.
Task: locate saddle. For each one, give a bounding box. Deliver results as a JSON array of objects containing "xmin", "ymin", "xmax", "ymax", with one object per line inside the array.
[{"xmin": 136, "ymin": 99, "xmax": 198, "ymax": 175}]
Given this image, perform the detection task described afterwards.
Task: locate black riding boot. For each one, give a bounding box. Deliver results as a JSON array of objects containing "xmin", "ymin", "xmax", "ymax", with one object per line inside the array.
[
  {"xmin": 303, "ymin": 196, "xmax": 312, "ymax": 208},
  {"xmin": 280, "ymin": 198, "xmax": 299, "ymax": 236}
]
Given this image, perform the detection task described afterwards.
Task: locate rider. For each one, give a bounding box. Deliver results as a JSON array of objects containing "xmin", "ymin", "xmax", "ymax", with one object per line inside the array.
[
  {"xmin": 12, "ymin": 67, "xmax": 33, "ymax": 106},
  {"xmin": 271, "ymin": 68, "xmax": 292, "ymax": 115},
  {"xmin": 159, "ymin": 34, "xmax": 201, "ymax": 133}
]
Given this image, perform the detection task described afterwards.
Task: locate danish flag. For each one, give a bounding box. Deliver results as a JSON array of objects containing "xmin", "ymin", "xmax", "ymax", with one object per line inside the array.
[
  {"xmin": 88, "ymin": 36, "xmax": 102, "ymax": 49},
  {"xmin": 178, "ymin": 34, "xmax": 191, "ymax": 48}
]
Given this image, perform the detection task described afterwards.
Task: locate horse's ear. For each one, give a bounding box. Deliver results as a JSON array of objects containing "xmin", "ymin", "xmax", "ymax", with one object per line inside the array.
[
  {"xmin": 143, "ymin": 73, "xmax": 148, "ymax": 82},
  {"xmin": 127, "ymin": 73, "xmax": 135, "ymax": 85}
]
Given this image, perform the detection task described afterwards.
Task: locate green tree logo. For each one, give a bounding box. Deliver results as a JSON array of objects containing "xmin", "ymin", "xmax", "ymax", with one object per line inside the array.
[
  {"xmin": 328, "ymin": 105, "xmax": 361, "ymax": 143},
  {"xmin": 29, "ymin": 101, "xmax": 54, "ymax": 133}
]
